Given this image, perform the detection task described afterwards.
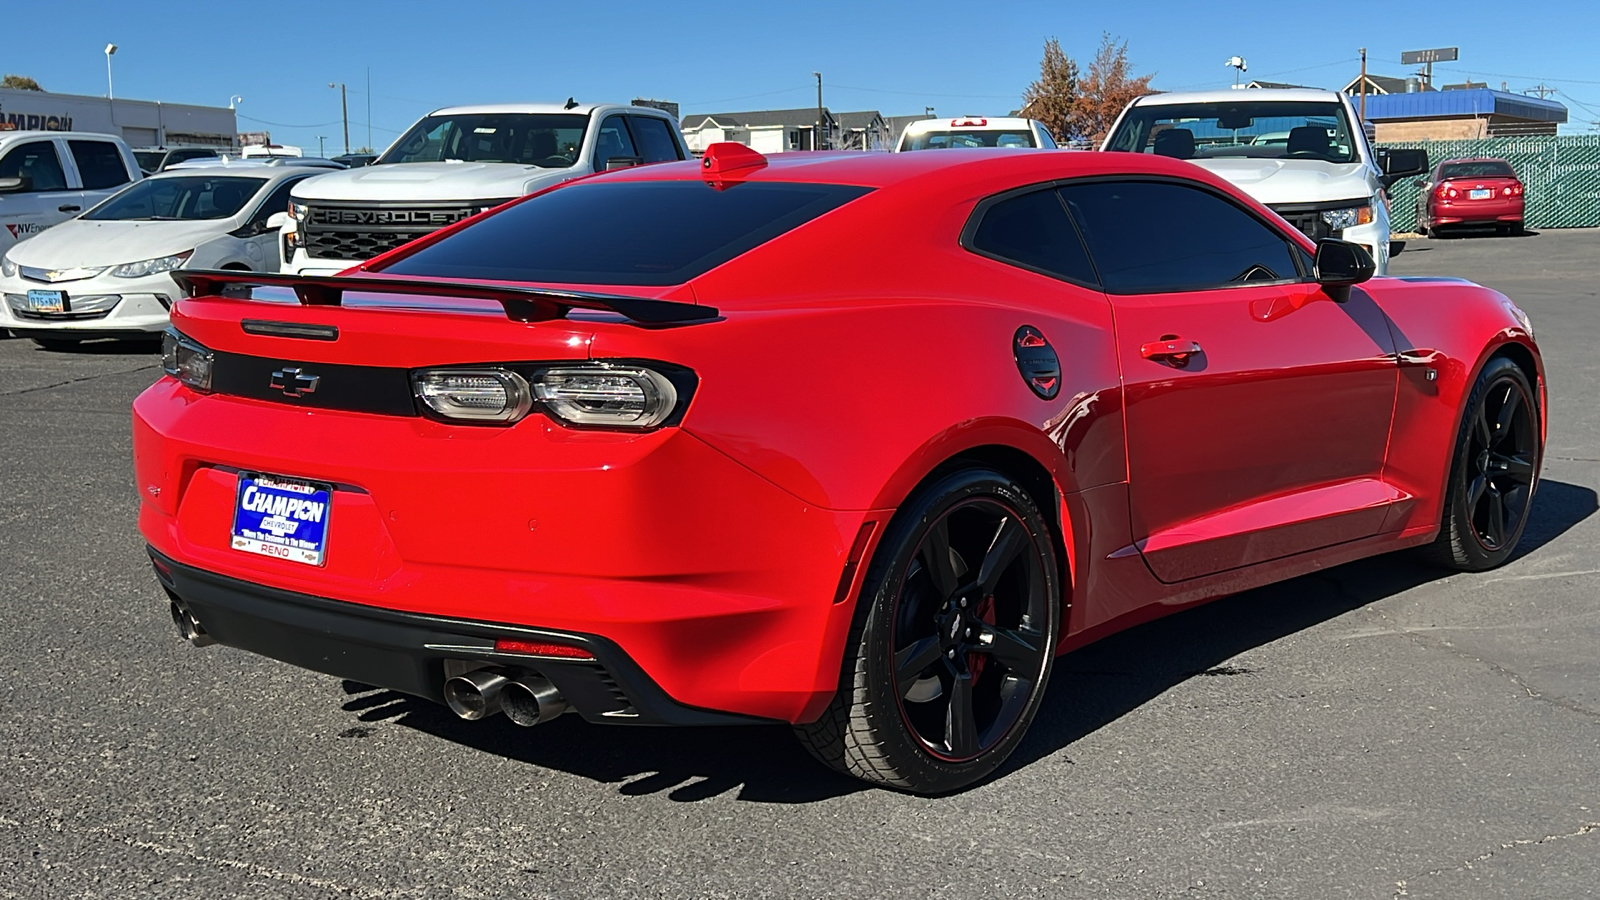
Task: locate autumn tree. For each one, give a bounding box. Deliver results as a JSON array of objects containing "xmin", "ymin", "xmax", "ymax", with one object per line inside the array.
[
  {"xmin": 1, "ymin": 74, "xmax": 43, "ymax": 91},
  {"xmin": 1020, "ymin": 38, "xmax": 1078, "ymax": 144},
  {"xmin": 1070, "ymin": 34, "xmax": 1155, "ymax": 144}
]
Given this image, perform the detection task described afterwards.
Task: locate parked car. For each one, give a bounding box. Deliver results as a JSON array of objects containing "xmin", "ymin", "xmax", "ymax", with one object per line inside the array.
[
  {"xmin": 1102, "ymin": 89, "xmax": 1428, "ymax": 274},
  {"xmin": 896, "ymin": 116, "xmax": 1058, "ymax": 151},
  {"xmin": 1414, "ymin": 157, "xmax": 1525, "ymax": 237},
  {"xmin": 0, "ymin": 164, "xmax": 323, "ymax": 349},
  {"xmin": 140, "ymin": 144, "xmax": 1542, "ymax": 794},
  {"xmin": 134, "ymin": 147, "xmax": 221, "ymax": 175},
  {"xmin": 0, "ymin": 130, "xmax": 142, "ymax": 254},
  {"xmin": 280, "ymin": 102, "xmax": 691, "ymax": 275}
]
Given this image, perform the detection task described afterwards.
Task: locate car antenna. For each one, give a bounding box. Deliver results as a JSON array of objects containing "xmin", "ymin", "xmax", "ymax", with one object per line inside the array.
[{"xmin": 564, "ymin": 97, "xmax": 579, "ymax": 110}]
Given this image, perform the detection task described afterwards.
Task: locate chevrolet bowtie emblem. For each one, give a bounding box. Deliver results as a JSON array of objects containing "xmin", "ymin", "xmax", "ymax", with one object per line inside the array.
[{"xmin": 269, "ymin": 367, "xmax": 320, "ymax": 398}]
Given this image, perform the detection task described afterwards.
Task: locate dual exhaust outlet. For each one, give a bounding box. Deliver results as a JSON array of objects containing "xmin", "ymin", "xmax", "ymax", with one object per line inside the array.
[{"xmin": 444, "ymin": 669, "xmax": 568, "ymax": 727}]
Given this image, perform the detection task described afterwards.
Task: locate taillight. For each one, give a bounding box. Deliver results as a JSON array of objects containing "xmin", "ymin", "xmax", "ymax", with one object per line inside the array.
[
  {"xmin": 160, "ymin": 328, "xmax": 214, "ymax": 392},
  {"xmin": 1512, "ymin": 183, "xmax": 1524, "ymax": 195},
  {"xmin": 533, "ymin": 366, "xmax": 679, "ymax": 429},
  {"xmin": 494, "ymin": 638, "xmax": 595, "ymax": 660},
  {"xmin": 412, "ymin": 368, "xmax": 533, "ymax": 423},
  {"xmin": 411, "ymin": 363, "xmax": 692, "ymax": 429}
]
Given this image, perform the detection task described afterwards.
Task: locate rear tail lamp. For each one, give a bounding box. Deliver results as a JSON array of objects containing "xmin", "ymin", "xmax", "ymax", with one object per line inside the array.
[
  {"xmin": 160, "ymin": 328, "xmax": 214, "ymax": 392},
  {"xmin": 1504, "ymin": 184, "xmax": 1525, "ymax": 196},
  {"xmin": 493, "ymin": 638, "xmax": 595, "ymax": 659},
  {"xmin": 412, "ymin": 369, "xmax": 533, "ymax": 422},
  {"xmin": 533, "ymin": 366, "xmax": 678, "ymax": 428}
]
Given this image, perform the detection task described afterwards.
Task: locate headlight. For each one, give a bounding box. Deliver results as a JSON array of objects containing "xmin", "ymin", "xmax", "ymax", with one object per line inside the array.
[
  {"xmin": 412, "ymin": 369, "xmax": 533, "ymax": 423},
  {"xmin": 289, "ymin": 200, "xmax": 309, "ymax": 222},
  {"xmin": 160, "ymin": 328, "xmax": 214, "ymax": 392},
  {"xmin": 533, "ymin": 366, "xmax": 679, "ymax": 429},
  {"xmin": 1, "ymin": 254, "xmax": 14, "ymax": 278},
  {"xmin": 1321, "ymin": 203, "xmax": 1375, "ymax": 232},
  {"xmin": 112, "ymin": 251, "xmax": 193, "ymax": 278}
]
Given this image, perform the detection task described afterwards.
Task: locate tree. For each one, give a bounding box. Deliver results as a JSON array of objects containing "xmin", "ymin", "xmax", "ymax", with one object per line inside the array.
[
  {"xmin": 1071, "ymin": 34, "xmax": 1155, "ymax": 144},
  {"xmin": 1020, "ymin": 38, "xmax": 1079, "ymax": 145},
  {"xmin": 1, "ymin": 74, "xmax": 43, "ymax": 91}
]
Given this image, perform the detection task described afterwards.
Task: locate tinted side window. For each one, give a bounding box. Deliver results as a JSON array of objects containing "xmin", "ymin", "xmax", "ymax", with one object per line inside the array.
[
  {"xmin": 628, "ymin": 116, "xmax": 683, "ymax": 163},
  {"xmin": 967, "ymin": 188, "xmax": 1097, "ymax": 286},
  {"xmin": 249, "ymin": 178, "xmax": 305, "ymax": 226},
  {"xmin": 1062, "ymin": 181, "xmax": 1300, "ymax": 293},
  {"xmin": 69, "ymin": 140, "xmax": 132, "ymax": 190},
  {"xmin": 595, "ymin": 116, "xmax": 638, "ymax": 165},
  {"xmin": 0, "ymin": 141, "xmax": 68, "ymax": 192}
]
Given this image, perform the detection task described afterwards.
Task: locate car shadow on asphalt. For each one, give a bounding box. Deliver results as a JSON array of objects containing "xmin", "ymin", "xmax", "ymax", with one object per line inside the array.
[
  {"xmin": 343, "ymin": 479, "xmax": 1596, "ymax": 803},
  {"xmin": 29, "ymin": 337, "xmax": 161, "ymax": 355}
]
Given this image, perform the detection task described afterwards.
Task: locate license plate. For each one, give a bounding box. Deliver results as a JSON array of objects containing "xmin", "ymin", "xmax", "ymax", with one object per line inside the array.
[
  {"xmin": 230, "ymin": 473, "xmax": 332, "ymax": 566},
  {"xmin": 1469, "ymin": 189, "xmax": 1493, "ymax": 200},
  {"xmin": 26, "ymin": 289, "xmax": 64, "ymax": 313}
]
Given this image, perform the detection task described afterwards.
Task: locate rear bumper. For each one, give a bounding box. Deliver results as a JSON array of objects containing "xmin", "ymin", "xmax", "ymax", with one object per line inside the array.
[
  {"xmin": 151, "ymin": 548, "xmax": 763, "ymax": 726},
  {"xmin": 1429, "ymin": 199, "xmax": 1524, "ymax": 225}
]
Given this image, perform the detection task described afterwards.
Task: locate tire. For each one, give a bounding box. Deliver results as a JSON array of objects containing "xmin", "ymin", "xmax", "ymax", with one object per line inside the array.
[
  {"xmin": 1419, "ymin": 356, "xmax": 1540, "ymax": 571},
  {"xmin": 32, "ymin": 337, "xmax": 81, "ymax": 351},
  {"xmin": 795, "ymin": 467, "xmax": 1061, "ymax": 794}
]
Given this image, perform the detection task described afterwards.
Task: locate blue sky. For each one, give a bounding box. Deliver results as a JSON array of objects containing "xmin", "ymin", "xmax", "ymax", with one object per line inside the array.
[{"xmin": 7, "ymin": 0, "xmax": 1598, "ymax": 151}]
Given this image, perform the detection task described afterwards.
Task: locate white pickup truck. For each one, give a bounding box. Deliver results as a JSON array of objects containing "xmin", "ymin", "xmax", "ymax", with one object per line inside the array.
[
  {"xmin": 280, "ymin": 103, "xmax": 690, "ymax": 275},
  {"xmin": 1101, "ymin": 89, "xmax": 1427, "ymax": 273},
  {"xmin": 0, "ymin": 131, "xmax": 142, "ymax": 252}
]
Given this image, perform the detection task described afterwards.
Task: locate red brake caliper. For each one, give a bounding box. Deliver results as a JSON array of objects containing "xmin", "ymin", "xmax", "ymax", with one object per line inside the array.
[{"xmin": 967, "ymin": 594, "xmax": 997, "ymax": 684}]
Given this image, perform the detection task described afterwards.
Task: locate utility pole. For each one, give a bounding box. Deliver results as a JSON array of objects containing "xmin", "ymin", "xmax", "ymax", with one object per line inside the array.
[
  {"xmin": 813, "ymin": 71, "xmax": 824, "ymax": 151},
  {"xmin": 1359, "ymin": 47, "xmax": 1368, "ymax": 121},
  {"xmin": 317, "ymin": 136, "xmax": 326, "ymax": 157},
  {"xmin": 366, "ymin": 67, "xmax": 371, "ymax": 150},
  {"xmin": 330, "ymin": 82, "xmax": 349, "ymax": 155}
]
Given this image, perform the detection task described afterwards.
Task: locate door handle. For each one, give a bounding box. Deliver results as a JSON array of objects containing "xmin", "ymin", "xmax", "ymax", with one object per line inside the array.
[
  {"xmin": 58, "ymin": 204, "xmax": 80, "ymax": 212},
  {"xmin": 1140, "ymin": 335, "xmax": 1202, "ymax": 367}
]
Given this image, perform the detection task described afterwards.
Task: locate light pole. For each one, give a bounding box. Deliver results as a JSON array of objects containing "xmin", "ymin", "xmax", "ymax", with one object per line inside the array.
[
  {"xmin": 317, "ymin": 136, "xmax": 326, "ymax": 157},
  {"xmin": 104, "ymin": 43, "xmax": 117, "ymax": 100},
  {"xmin": 329, "ymin": 82, "xmax": 349, "ymax": 155},
  {"xmin": 925, "ymin": 106, "xmax": 935, "ymax": 118},
  {"xmin": 1224, "ymin": 56, "xmax": 1248, "ymax": 88},
  {"xmin": 228, "ymin": 95, "xmax": 243, "ymax": 110}
]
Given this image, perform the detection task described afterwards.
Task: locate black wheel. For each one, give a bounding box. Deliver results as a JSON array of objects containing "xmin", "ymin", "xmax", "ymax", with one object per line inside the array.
[
  {"xmin": 1507, "ymin": 220, "xmax": 1525, "ymax": 236},
  {"xmin": 795, "ymin": 467, "xmax": 1061, "ymax": 794},
  {"xmin": 32, "ymin": 337, "xmax": 81, "ymax": 351},
  {"xmin": 1420, "ymin": 356, "xmax": 1540, "ymax": 571}
]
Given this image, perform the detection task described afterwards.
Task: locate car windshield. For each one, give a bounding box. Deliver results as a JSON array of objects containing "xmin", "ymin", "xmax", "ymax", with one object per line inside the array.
[
  {"xmin": 378, "ymin": 113, "xmax": 590, "ymax": 168},
  {"xmin": 1105, "ymin": 101, "xmax": 1359, "ymax": 164},
  {"xmin": 903, "ymin": 130, "xmax": 1035, "ymax": 150},
  {"xmin": 133, "ymin": 151, "xmax": 165, "ymax": 172},
  {"xmin": 1440, "ymin": 160, "xmax": 1515, "ymax": 179},
  {"xmin": 83, "ymin": 175, "xmax": 267, "ymax": 221}
]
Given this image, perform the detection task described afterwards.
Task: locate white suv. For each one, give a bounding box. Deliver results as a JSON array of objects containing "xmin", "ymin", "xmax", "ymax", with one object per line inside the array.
[
  {"xmin": 1101, "ymin": 89, "xmax": 1427, "ymax": 273},
  {"xmin": 896, "ymin": 116, "xmax": 1058, "ymax": 152},
  {"xmin": 0, "ymin": 131, "xmax": 142, "ymax": 252},
  {"xmin": 281, "ymin": 103, "xmax": 690, "ymax": 275}
]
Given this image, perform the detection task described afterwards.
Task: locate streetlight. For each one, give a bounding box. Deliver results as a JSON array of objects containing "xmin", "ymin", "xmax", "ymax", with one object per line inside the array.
[
  {"xmin": 1224, "ymin": 56, "xmax": 1248, "ymax": 88},
  {"xmin": 317, "ymin": 136, "xmax": 326, "ymax": 157},
  {"xmin": 329, "ymin": 82, "xmax": 349, "ymax": 155},
  {"xmin": 925, "ymin": 106, "xmax": 936, "ymax": 118},
  {"xmin": 104, "ymin": 43, "xmax": 117, "ymax": 100},
  {"xmin": 228, "ymin": 95, "xmax": 243, "ymax": 110}
]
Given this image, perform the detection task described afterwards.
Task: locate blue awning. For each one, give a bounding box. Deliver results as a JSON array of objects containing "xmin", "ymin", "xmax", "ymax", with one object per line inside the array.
[{"xmin": 1359, "ymin": 89, "xmax": 1567, "ymax": 124}]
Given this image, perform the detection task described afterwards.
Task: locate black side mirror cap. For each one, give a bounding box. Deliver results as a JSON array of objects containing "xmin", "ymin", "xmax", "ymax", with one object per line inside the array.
[
  {"xmin": 1377, "ymin": 147, "xmax": 1429, "ymax": 188},
  {"xmin": 605, "ymin": 156, "xmax": 644, "ymax": 171},
  {"xmin": 1314, "ymin": 238, "xmax": 1376, "ymax": 302}
]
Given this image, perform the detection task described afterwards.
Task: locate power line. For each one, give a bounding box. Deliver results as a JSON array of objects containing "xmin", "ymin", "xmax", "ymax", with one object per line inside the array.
[
  {"xmin": 237, "ymin": 113, "xmax": 342, "ymax": 129},
  {"xmin": 1429, "ymin": 64, "xmax": 1600, "ymax": 87},
  {"xmin": 830, "ymin": 83, "xmax": 1018, "ymax": 100},
  {"xmin": 681, "ymin": 85, "xmax": 811, "ymax": 108}
]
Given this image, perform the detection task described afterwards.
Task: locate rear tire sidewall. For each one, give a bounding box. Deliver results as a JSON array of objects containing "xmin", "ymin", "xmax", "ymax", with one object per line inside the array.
[
  {"xmin": 854, "ymin": 468, "xmax": 1061, "ymax": 792},
  {"xmin": 1434, "ymin": 356, "xmax": 1540, "ymax": 570}
]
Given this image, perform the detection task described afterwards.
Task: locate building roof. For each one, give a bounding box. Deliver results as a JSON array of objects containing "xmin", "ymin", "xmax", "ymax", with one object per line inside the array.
[
  {"xmin": 682, "ymin": 108, "xmax": 834, "ymax": 130},
  {"xmin": 1343, "ymin": 74, "xmax": 1413, "ymax": 95},
  {"xmin": 834, "ymin": 110, "xmax": 885, "ymax": 132},
  {"xmin": 1247, "ymin": 80, "xmax": 1319, "ymax": 90},
  {"xmin": 1361, "ymin": 88, "xmax": 1567, "ymax": 124}
]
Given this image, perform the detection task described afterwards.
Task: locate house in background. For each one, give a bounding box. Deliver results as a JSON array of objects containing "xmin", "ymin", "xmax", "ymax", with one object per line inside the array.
[
  {"xmin": 1341, "ymin": 74, "xmax": 1567, "ymax": 139},
  {"xmin": 835, "ymin": 111, "xmax": 891, "ymax": 151},
  {"xmin": 680, "ymin": 108, "xmax": 840, "ymax": 154}
]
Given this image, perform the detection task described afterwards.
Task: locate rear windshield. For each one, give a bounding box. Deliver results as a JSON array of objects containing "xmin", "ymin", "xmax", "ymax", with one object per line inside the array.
[
  {"xmin": 377, "ymin": 180, "xmax": 872, "ymax": 286},
  {"xmin": 903, "ymin": 130, "xmax": 1036, "ymax": 150},
  {"xmin": 1439, "ymin": 160, "xmax": 1515, "ymax": 179}
]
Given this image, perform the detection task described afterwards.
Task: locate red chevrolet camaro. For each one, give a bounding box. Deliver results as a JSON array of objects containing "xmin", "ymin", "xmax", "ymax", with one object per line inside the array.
[{"xmin": 136, "ymin": 143, "xmax": 1544, "ymax": 794}]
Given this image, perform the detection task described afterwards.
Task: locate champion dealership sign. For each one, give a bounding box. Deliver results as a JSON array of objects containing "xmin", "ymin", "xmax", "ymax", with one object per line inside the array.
[{"xmin": 0, "ymin": 113, "xmax": 74, "ymax": 131}]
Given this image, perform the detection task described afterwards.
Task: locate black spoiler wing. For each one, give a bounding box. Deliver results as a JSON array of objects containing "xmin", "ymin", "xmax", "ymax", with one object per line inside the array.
[{"xmin": 171, "ymin": 269, "xmax": 719, "ymax": 325}]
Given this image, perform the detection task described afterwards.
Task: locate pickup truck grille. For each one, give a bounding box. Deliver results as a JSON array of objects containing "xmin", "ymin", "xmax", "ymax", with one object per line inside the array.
[
  {"xmin": 1268, "ymin": 205, "xmax": 1334, "ymax": 242},
  {"xmin": 301, "ymin": 202, "xmax": 479, "ymax": 262}
]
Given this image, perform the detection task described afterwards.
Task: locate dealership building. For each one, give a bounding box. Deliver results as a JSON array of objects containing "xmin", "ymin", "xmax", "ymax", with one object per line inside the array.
[{"xmin": 0, "ymin": 87, "xmax": 238, "ymax": 150}]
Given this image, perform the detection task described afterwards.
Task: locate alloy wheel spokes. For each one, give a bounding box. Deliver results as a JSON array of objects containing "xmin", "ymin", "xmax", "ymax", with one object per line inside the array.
[
  {"xmin": 975, "ymin": 624, "xmax": 1040, "ymax": 673},
  {"xmin": 975, "ymin": 517, "xmax": 1026, "ymax": 597},
  {"xmin": 895, "ymin": 636, "xmax": 944, "ymax": 689},
  {"xmin": 1495, "ymin": 452, "xmax": 1536, "ymax": 485},
  {"xmin": 1492, "ymin": 385, "xmax": 1522, "ymax": 444},
  {"xmin": 1483, "ymin": 488, "xmax": 1507, "ymax": 547},
  {"xmin": 945, "ymin": 672, "xmax": 979, "ymax": 758},
  {"xmin": 919, "ymin": 517, "xmax": 960, "ymax": 600}
]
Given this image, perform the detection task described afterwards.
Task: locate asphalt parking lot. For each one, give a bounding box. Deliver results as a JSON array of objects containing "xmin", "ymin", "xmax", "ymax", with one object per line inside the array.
[{"xmin": 2, "ymin": 230, "xmax": 1597, "ymax": 899}]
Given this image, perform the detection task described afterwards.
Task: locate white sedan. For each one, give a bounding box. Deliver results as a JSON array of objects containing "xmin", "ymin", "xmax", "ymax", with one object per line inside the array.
[{"xmin": 0, "ymin": 163, "xmax": 327, "ymax": 349}]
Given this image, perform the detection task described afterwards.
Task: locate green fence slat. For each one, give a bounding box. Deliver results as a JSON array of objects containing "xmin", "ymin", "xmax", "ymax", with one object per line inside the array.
[{"xmin": 1379, "ymin": 135, "xmax": 1600, "ymax": 232}]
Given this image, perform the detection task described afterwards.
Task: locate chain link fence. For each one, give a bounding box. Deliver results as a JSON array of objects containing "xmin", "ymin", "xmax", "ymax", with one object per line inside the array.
[{"xmin": 1381, "ymin": 134, "xmax": 1600, "ymax": 232}]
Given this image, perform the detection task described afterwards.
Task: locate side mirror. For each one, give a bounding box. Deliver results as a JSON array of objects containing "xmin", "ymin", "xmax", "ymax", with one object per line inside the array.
[
  {"xmin": 1377, "ymin": 147, "xmax": 1428, "ymax": 187},
  {"xmin": 605, "ymin": 156, "xmax": 643, "ymax": 171},
  {"xmin": 265, "ymin": 211, "xmax": 290, "ymax": 230},
  {"xmin": 1314, "ymin": 239, "xmax": 1376, "ymax": 302},
  {"xmin": 0, "ymin": 176, "xmax": 29, "ymax": 194}
]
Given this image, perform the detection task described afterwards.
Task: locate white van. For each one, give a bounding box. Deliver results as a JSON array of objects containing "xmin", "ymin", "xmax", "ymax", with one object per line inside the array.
[
  {"xmin": 1101, "ymin": 89, "xmax": 1427, "ymax": 273},
  {"xmin": 896, "ymin": 117, "xmax": 1057, "ymax": 152},
  {"xmin": 0, "ymin": 131, "xmax": 142, "ymax": 252}
]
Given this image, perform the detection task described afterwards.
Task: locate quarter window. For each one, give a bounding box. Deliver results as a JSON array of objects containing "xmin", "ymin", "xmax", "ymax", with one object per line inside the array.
[
  {"xmin": 967, "ymin": 188, "xmax": 1098, "ymax": 286},
  {"xmin": 1061, "ymin": 181, "xmax": 1301, "ymax": 293},
  {"xmin": 627, "ymin": 116, "xmax": 683, "ymax": 163},
  {"xmin": 68, "ymin": 140, "xmax": 132, "ymax": 190},
  {"xmin": 0, "ymin": 141, "xmax": 68, "ymax": 192}
]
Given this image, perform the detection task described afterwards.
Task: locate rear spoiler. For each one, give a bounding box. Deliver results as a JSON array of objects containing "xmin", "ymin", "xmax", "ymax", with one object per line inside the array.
[{"xmin": 170, "ymin": 269, "xmax": 719, "ymax": 325}]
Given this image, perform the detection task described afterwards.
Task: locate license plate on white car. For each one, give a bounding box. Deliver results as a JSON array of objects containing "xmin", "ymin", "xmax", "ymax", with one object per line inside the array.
[
  {"xmin": 230, "ymin": 473, "xmax": 332, "ymax": 566},
  {"xmin": 26, "ymin": 289, "xmax": 64, "ymax": 313},
  {"xmin": 1469, "ymin": 188, "xmax": 1493, "ymax": 200}
]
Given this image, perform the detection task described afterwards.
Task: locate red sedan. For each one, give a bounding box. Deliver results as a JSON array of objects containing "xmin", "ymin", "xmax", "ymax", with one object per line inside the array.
[
  {"xmin": 1415, "ymin": 157, "xmax": 1526, "ymax": 236},
  {"xmin": 136, "ymin": 144, "xmax": 1544, "ymax": 794}
]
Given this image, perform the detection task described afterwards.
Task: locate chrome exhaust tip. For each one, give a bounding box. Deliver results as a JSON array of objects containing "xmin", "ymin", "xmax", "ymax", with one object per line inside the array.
[
  {"xmin": 169, "ymin": 600, "xmax": 215, "ymax": 647},
  {"xmin": 443, "ymin": 669, "xmax": 508, "ymax": 720},
  {"xmin": 500, "ymin": 675, "xmax": 569, "ymax": 727}
]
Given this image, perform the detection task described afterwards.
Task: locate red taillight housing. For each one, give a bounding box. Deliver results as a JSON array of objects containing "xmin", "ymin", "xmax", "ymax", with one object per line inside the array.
[
  {"xmin": 494, "ymin": 638, "xmax": 595, "ymax": 660},
  {"xmin": 1436, "ymin": 183, "xmax": 1457, "ymax": 199}
]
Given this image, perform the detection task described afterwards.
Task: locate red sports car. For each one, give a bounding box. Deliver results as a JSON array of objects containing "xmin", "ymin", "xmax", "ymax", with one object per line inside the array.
[
  {"xmin": 136, "ymin": 143, "xmax": 1544, "ymax": 794},
  {"xmin": 1415, "ymin": 157, "xmax": 1526, "ymax": 236}
]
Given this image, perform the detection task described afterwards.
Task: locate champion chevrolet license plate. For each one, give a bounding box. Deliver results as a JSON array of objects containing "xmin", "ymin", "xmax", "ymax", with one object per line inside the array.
[{"xmin": 230, "ymin": 473, "xmax": 332, "ymax": 566}]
